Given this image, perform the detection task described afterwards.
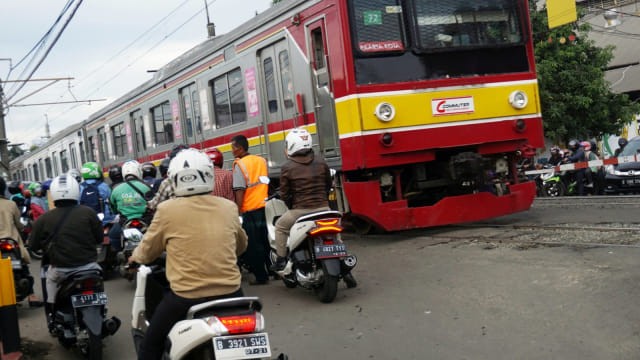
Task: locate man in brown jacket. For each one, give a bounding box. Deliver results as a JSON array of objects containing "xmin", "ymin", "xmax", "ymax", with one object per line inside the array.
[
  {"xmin": 130, "ymin": 148, "xmax": 247, "ymax": 360},
  {"xmin": 271, "ymin": 128, "xmax": 332, "ymax": 271}
]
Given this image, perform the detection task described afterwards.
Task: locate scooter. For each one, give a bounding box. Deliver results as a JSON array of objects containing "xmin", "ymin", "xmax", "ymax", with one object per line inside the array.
[
  {"xmin": 131, "ymin": 262, "xmax": 286, "ymax": 359},
  {"xmin": 46, "ymin": 267, "xmax": 121, "ymax": 359},
  {"xmin": 116, "ymin": 218, "xmax": 148, "ymax": 280},
  {"xmin": 0, "ymin": 237, "xmax": 34, "ymax": 302},
  {"xmin": 265, "ymin": 194, "xmax": 358, "ymax": 303},
  {"xmin": 97, "ymin": 222, "xmax": 118, "ymax": 280},
  {"xmin": 18, "ymin": 205, "xmax": 43, "ymax": 260}
]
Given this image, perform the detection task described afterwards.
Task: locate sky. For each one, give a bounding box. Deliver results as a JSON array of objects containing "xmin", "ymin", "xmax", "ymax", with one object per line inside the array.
[{"xmin": 1, "ymin": 0, "xmax": 273, "ymax": 148}]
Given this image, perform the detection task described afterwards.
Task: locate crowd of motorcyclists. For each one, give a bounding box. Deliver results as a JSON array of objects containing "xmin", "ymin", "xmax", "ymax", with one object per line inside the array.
[
  {"xmin": 523, "ymin": 137, "xmax": 628, "ymax": 197},
  {"xmin": 1, "ymin": 128, "xmax": 343, "ymax": 359}
]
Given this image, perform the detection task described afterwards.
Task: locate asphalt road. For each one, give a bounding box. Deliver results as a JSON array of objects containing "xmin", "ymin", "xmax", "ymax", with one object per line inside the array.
[{"xmin": 12, "ymin": 203, "xmax": 640, "ymax": 359}]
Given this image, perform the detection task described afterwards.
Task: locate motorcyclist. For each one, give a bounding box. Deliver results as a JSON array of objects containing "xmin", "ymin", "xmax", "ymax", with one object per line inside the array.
[
  {"xmin": 79, "ymin": 161, "xmax": 114, "ymax": 226},
  {"xmin": 151, "ymin": 158, "xmax": 169, "ymax": 194},
  {"xmin": 0, "ymin": 177, "xmax": 43, "ymax": 307},
  {"xmin": 28, "ymin": 182, "xmax": 49, "ymax": 213},
  {"xmin": 564, "ymin": 139, "xmax": 586, "ymax": 196},
  {"xmin": 548, "ymin": 146, "xmax": 564, "ymax": 166},
  {"xmin": 271, "ymin": 128, "xmax": 332, "ymax": 271},
  {"xmin": 614, "ymin": 137, "xmax": 628, "ymax": 157},
  {"xmin": 8, "ymin": 180, "xmax": 26, "ymax": 208},
  {"xmin": 28, "ymin": 174, "xmax": 102, "ymax": 327},
  {"xmin": 141, "ymin": 162, "xmax": 157, "ymax": 190},
  {"xmin": 109, "ymin": 160, "xmax": 152, "ymax": 251},
  {"xmin": 146, "ymin": 144, "xmax": 188, "ymax": 212},
  {"xmin": 108, "ymin": 164, "xmax": 124, "ymax": 189},
  {"xmin": 128, "ymin": 148, "xmax": 247, "ymax": 360}
]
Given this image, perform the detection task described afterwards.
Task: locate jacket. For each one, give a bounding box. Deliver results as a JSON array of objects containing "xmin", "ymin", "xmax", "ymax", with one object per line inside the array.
[
  {"xmin": 232, "ymin": 154, "xmax": 268, "ymax": 213},
  {"xmin": 131, "ymin": 195, "xmax": 248, "ymax": 299},
  {"xmin": 0, "ymin": 197, "xmax": 28, "ymax": 261},
  {"xmin": 29, "ymin": 204, "xmax": 102, "ymax": 267},
  {"xmin": 279, "ymin": 150, "xmax": 331, "ymax": 209},
  {"xmin": 110, "ymin": 180, "xmax": 151, "ymax": 221}
]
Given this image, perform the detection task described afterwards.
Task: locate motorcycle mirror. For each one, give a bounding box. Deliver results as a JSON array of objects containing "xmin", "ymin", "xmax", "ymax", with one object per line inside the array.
[
  {"xmin": 259, "ymin": 176, "xmax": 270, "ymax": 185},
  {"xmin": 97, "ymin": 213, "xmax": 105, "ymax": 221},
  {"xmin": 238, "ymin": 216, "xmax": 243, "ymax": 225},
  {"xmin": 330, "ymin": 169, "xmax": 337, "ymax": 177}
]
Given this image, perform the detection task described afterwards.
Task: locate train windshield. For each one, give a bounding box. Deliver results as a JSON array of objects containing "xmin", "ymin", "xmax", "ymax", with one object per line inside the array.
[{"xmin": 349, "ymin": 0, "xmax": 530, "ymax": 84}]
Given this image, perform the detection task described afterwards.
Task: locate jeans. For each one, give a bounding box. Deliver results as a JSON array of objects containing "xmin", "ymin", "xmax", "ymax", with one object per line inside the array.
[
  {"xmin": 239, "ymin": 208, "xmax": 270, "ymax": 282},
  {"xmin": 45, "ymin": 262, "xmax": 102, "ymax": 304}
]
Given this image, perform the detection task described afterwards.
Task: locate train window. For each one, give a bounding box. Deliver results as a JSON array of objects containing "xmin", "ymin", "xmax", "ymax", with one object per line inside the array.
[
  {"xmin": 212, "ymin": 68, "xmax": 246, "ymax": 128},
  {"xmin": 192, "ymin": 90, "xmax": 202, "ymax": 135},
  {"xmin": 112, "ymin": 122, "xmax": 126, "ymax": 157},
  {"xmin": 51, "ymin": 152, "xmax": 59, "ymax": 177},
  {"xmin": 350, "ymin": 0, "xmax": 405, "ymax": 54},
  {"xmin": 263, "ymin": 57, "xmax": 278, "ymax": 113},
  {"xmin": 97, "ymin": 128, "xmax": 107, "ymax": 163},
  {"xmin": 151, "ymin": 102, "xmax": 173, "ymax": 146},
  {"xmin": 311, "ymin": 28, "xmax": 326, "ymax": 69},
  {"xmin": 179, "ymin": 83, "xmax": 202, "ymax": 139},
  {"xmin": 278, "ymin": 50, "xmax": 294, "ymax": 109},
  {"xmin": 411, "ymin": 0, "xmax": 523, "ymax": 50},
  {"xmin": 131, "ymin": 110, "xmax": 146, "ymax": 151},
  {"xmin": 33, "ymin": 163, "xmax": 40, "ymax": 181},
  {"xmin": 60, "ymin": 150, "xmax": 69, "ymax": 173},
  {"xmin": 44, "ymin": 158, "xmax": 52, "ymax": 179},
  {"xmin": 79, "ymin": 141, "xmax": 86, "ymax": 164},
  {"xmin": 69, "ymin": 143, "xmax": 77, "ymax": 169}
]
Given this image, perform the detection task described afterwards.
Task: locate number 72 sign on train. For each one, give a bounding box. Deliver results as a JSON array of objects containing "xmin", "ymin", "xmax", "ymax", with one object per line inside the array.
[{"xmin": 431, "ymin": 96, "xmax": 475, "ymax": 116}]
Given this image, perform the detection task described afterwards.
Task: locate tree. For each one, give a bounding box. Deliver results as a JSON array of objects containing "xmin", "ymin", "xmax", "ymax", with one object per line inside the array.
[
  {"xmin": 530, "ymin": 4, "xmax": 640, "ymax": 145},
  {"xmin": 8, "ymin": 145, "xmax": 25, "ymax": 161}
]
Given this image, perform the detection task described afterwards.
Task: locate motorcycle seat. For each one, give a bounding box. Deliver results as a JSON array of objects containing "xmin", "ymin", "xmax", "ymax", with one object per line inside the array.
[{"xmin": 296, "ymin": 210, "xmax": 342, "ymax": 223}]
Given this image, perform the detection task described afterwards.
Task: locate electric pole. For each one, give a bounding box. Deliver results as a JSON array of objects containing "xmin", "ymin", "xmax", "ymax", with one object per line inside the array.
[{"xmin": 0, "ymin": 78, "xmax": 10, "ymax": 178}]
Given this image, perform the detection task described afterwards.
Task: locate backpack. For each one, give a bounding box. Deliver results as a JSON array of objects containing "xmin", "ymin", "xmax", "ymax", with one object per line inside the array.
[{"xmin": 80, "ymin": 182, "xmax": 104, "ymax": 214}]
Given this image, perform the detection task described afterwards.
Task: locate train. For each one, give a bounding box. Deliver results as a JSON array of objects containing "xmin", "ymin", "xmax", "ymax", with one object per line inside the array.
[{"xmin": 10, "ymin": 0, "xmax": 544, "ymax": 232}]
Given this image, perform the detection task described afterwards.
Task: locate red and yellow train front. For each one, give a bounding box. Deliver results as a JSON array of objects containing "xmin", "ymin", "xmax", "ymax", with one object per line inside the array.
[{"xmin": 333, "ymin": 0, "xmax": 543, "ymax": 231}]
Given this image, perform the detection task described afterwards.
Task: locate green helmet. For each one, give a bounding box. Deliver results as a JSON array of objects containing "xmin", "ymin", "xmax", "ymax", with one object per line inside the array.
[
  {"xmin": 28, "ymin": 182, "xmax": 42, "ymax": 194},
  {"xmin": 81, "ymin": 162, "xmax": 102, "ymax": 180}
]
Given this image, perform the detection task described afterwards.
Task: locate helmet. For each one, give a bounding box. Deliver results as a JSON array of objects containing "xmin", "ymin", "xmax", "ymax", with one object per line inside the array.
[
  {"xmin": 207, "ymin": 148, "xmax": 224, "ymax": 168},
  {"xmin": 141, "ymin": 162, "xmax": 157, "ymax": 178},
  {"xmin": 108, "ymin": 164, "xmax": 123, "ymax": 184},
  {"xmin": 122, "ymin": 160, "xmax": 142, "ymax": 180},
  {"xmin": 7, "ymin": 181, "xmax": 21, "ymax": 195},
  {"xmin": 550, "ymin": 146, "xmax": 560, "ymax": 155},
  {"xmin": 67, "ymin": 168, "xmax": 82, "ymax": 183},
  {"xmin": 568, "ymin": 139, "xmax": 579, "ymax": 151},
  {"xmin": 81, "ymin": 162, "xmax": 102, "ymax": 180},
  {"xmin": 28, "ymin": 182, "xmax": 42, "ymax": 195},
  {"xmin": 618, "ymin": 137, "xmax": 628, "ymax": 148},
  {"xmin": 168, "ymin": 148, "xmax": 214, "ymax": 197},
  {"xmin": 169, "ymin": 144, "xmax": 189, "ymax": 160},
  {"xmin": 159, "ymin": 158, "xmax": 170, "ymax": 178},
  {"xmin": 49, "ymin": 174, "xmax": 80, "ymax": 203},
  {"xmin": 285, "ymin": 128, "xmax": 312, "ymax": 156},
  {"xmin": 580, "ymin": 141, "xmax": 591, "ymax": 151}
]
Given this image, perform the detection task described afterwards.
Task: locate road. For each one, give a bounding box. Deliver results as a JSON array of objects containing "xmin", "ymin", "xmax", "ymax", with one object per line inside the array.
[{"xmin": 13, "ymin": 201, "xmax": 640, "ymax": 359}]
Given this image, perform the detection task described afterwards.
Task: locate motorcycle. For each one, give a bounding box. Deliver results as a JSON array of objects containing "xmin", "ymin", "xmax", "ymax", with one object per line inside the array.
[
  {"xmin": 116, "ymin": 218, "xmax": 148, "ymax": 280},
  {"xmin": 0, "ymin": 237, "xmax": 34, "ymax": 303},
  {"xmin": 46, "ymin": 266, "xmax": 121, "ymax": 359},
  {"xmin": 541, "ymin": 166, "xmax": 566, "ymax": 197},
  {"xmin": 131, "ymin": 262, "xmax": 286, "ymax": 359},
  {"xmin": 19, "ymin": 205, "xmax": 43, "ymax": 260},
  {"xmin": 265, "ymin": 194, "xmax": 358, "ymax": 303},
  {"xmin": 97, "ymin": 222, "xmax": 118, "ymax": 280}
]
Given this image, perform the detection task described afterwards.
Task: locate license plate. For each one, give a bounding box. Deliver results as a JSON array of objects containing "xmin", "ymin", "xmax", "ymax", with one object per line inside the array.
[
  {"xmin": 623, "ymin": 179, "xmax": 640, "ymax": 185},
  {"xmin": 71, "ymin": 292, "xmax": 108, "ymax": 308},
  {"xmin": 314, "ymin": 243, "xmax": 348, "ymax": 259},
  {"xmin": 213, "ymin": 332, "xmax": 271, "ymax": 360}
]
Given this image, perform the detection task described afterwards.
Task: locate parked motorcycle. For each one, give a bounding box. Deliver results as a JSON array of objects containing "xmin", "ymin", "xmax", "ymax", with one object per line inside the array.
[
  {"xmin": 0, "ymin": 237, "xmax": 34, "ymax": 302},
  {"xmin": 265, "ymin": 194, "xmax": 357, "ymax": 303},
  {"xmin": 131, "ymin": 262, "xmax": 286, "ymax": 359},
  {"xmin": 116, "ymin": 218, "xmax": 148, "ymax": 280},
  {"xmin": 46, "ymin": 266, "xmax": 120, "ymax": 359}
]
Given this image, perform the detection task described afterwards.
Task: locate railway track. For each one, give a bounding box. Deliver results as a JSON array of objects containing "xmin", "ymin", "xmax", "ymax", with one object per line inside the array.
[{"xmin": 532, "ymin": 194, "xmax": 640, "ymax": 208}]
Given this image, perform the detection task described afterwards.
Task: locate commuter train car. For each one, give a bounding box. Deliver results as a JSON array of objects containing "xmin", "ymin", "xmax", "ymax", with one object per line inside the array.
[{"xmin": 13, "ymin": 0, "xmax": 543, "ymax": 232}]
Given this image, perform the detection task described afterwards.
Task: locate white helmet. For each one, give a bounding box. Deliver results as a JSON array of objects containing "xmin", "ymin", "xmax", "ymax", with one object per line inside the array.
[
  {"xmin": 122, "ymin": 160, "xmax": 142, "ymax": 180},
  {"xmin": 168, "ymin": 148, "xmax": 214, "ymax": 197},
  {"xmin": 285, "ymin": 128, "xmax": 312, "ymax": 156},
  {"xmin": 49, "ymin": 174, "xmax": 80, "ymax": 203}
]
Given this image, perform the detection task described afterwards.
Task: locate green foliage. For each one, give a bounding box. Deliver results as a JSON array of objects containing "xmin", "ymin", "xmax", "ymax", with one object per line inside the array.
[{"xmin": 530, "ymin": 4, "xmax": 640, "ymax": 144}]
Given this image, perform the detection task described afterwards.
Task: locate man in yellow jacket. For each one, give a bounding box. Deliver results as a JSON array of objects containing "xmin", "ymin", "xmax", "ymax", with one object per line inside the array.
[{"xmin": 130, "ymin": 149, "xmax": 247, "ymax": 360}]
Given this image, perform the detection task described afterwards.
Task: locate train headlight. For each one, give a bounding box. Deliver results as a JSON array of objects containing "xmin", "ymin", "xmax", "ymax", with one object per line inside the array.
[
  {"xmin": 508, "ymin": 91, "xmax": 528, "ymax": 109},
  {"xmin": 375, "ymin": 102, "xmax": 396, "ymax": 122}
]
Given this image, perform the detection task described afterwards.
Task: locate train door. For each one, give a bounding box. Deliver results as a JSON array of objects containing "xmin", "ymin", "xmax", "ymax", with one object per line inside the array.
[
  {"xmin": 179, "ymin": 83, "xmax": 203, "ymax": 147},
  {"xmin": 257, "ymin": 40, "xmax": 295, "ymax": 170},
  {"xmin": 306, "ymin": 19, "xmax": 340, "ymax": 160}
]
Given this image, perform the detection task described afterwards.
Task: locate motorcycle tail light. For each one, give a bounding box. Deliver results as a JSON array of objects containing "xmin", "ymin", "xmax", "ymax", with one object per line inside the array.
[
  {"xmin": 130, "ymin": 219, "xmax": 142, "ymax": 228},
  {"xmin": 322, "ymin": 237, "xmax": 335, "ymax": 245},
  {"xmin": 0, "ymin": 240, "xmax": 16, "ymax": 252},
  {"xmin": 309, "ymin": 218, "xmax": 343, "ymax": 236},
  {"xmin": 207, "ymin": 313, "xmax": 261, "ymax": 335},
  {"xmin": 76, "ymin": 278, "xmax": 102, "ymax": 293}
]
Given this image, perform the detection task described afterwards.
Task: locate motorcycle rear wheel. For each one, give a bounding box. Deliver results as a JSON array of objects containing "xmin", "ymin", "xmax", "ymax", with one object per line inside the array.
[
  {"xmin": 544, "ymin": 181, "xmax": 565, "ymax": 197},
  {"xmin": 87, "ymin": 333, "xmax": 102, "ymax": 360},
  {"xmin": 315, "ymin": 275, "xmax": 338, "ymax": 303}
]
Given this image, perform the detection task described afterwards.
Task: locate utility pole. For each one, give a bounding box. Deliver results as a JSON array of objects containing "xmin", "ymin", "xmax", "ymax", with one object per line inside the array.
[{"xmin": 0, "ymin": 78, "xmax": 10, "ymax": 177}]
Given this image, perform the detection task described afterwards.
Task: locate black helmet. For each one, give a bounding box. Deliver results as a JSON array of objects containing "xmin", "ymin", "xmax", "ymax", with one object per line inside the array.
[
  {"xmin": 618, "ymin": 137, "xmax": 628, "ymax": 148},
  {"xmin": 159, "ymin": 158, "xmax": 170, "ymax": 178},
  {"xmin": 8, "ymin": 181, "xmax": 21, "ymax": 195},
  {"xmin": 169, "ymin": 144, "xmax": 189, "ymax": 160},
  {"xmin": 568, "ymin": 139, "xmax": 579, "ymax": 151},
  {"xmin": 108, "ymin": 164, "xmax": 123, "ymax": 184},
  {"xmin": 141, "ymin": 162, "xmax": 157, "ymax": 178}
]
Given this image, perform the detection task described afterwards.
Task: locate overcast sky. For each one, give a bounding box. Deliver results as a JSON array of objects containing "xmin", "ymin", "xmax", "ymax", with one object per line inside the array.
[{"xmin": 1, "ymin": 0, "xmax": 272, "ymax": 148}]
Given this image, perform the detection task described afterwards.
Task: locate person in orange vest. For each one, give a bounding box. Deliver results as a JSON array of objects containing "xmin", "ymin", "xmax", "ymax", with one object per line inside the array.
[{"xmin": 231, "ymin": 135, "xmax": 270, "ymax": 285}]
